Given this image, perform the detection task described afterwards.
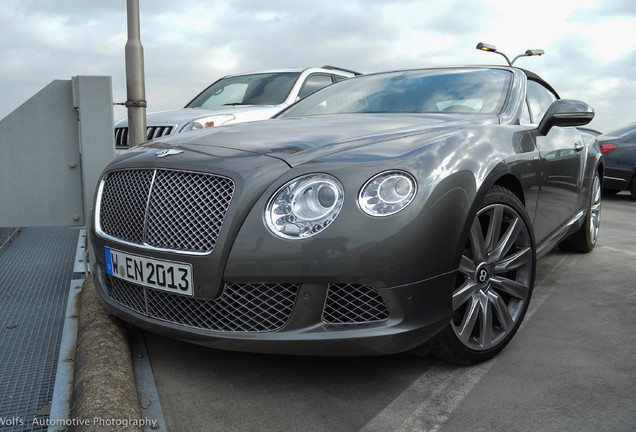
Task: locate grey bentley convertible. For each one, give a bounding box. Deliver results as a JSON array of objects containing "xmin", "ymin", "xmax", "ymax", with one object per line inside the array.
[{"xmin": 91, "ymin": 65, "xmax": 602, "ymax": 365}]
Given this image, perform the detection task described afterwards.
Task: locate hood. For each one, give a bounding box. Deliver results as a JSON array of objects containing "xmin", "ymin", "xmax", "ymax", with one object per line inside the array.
[
  {"xmin": 114, "ymin": 105, "xmax": 285, "ymax": 129},
  {"xmin": 154, "ymin": 113, "xmax": 499, "ymax": 167}
]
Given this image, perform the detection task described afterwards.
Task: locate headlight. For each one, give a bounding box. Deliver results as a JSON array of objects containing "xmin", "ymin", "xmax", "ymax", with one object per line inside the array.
[
  {"xmin": 265, "ymin": 174, "xmax": 344, "ymax": 239},
  {"xmin": 358, "ymin": 170, "xmax": 417, "ymax": 216},
  {"xmin": 180, "ymin": 114, "xmax": 236, "ymax": 132}
]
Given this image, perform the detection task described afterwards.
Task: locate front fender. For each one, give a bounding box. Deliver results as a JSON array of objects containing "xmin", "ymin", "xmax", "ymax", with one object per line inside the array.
[{"xmin": 224, "ymin": 149, "xmax": 478, "ymax": 288}]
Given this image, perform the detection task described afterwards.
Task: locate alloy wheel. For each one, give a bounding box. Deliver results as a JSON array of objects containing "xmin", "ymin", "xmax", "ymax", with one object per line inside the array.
[
  {"xmin": 589, "ymin": 175, "xmax": 601, "ymax": 246},
  {"xmin": 451, "ymin": 202, "xmax": 534, "ymax": 351}
]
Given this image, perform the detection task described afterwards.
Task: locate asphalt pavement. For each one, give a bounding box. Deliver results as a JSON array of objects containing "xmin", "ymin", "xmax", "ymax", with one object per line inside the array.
[{"xmin": 140, "ymin": 192, "xmax": 636, "ymax": 432}]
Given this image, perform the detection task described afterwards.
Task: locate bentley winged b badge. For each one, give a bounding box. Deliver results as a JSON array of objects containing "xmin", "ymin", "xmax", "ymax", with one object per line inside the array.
[{"xmin": 155, "ymin": 149, "xmax": 183, "ymax": 158}]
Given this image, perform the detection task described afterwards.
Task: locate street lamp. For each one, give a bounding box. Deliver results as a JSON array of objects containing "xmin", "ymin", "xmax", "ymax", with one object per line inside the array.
[{"xmin": 476, "ymin": 42, "xmax": 544, "ymax": 66}]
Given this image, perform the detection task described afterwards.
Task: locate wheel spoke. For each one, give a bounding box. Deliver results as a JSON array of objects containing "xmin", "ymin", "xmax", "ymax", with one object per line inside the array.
[
  {"xmin": 494, "ymin": 246, "xmax": 532, "ymax": 273},
  {"xmin": 489, "ymin": 216, "xmax": 521, "ymax": 263},
  {"xmin": 588, "ymin": 175, "xmax": 601, "ymax": 245},
  {"xmin": 484, "ymin": 205, "xmax": 504, "ymax": 252},
  {"xmin": 490, "ymin": 275, "xmax": 530, "ymax": 300},
  {"xmin": 477, "ymin": 292, "xmax": 493, "ymax": 349},
  {"xmin": 452, "ymin": 279, "xmax": 479, "ymax": 311},
  {"xmin": 489, "ymin": 290, "xmax": 515, "ymax": 332},
  {"xmin": 459, "ymin": 255, "xmax": 476, "ymax": 276},
  {"xmin": 469, "ymin": 218, "xmax": 487, "ymax": 262},
  {"xmin": 592, "ymin": 178, "xmax": 602, "ymax": 212},
  {"xmin": 457, "ymin": 296, "xmax": 480, "ymax": 345},
  {"xmin": 593, "ymin": 177, "xmax": 602, "ymax": 204},
  {"xmin": 591, "ymin": 215, "xmax": 600, "ymax": 243}
]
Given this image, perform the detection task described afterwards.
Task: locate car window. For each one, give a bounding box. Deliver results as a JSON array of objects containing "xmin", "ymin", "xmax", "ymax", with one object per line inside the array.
[
  {"xmin": 279, "ymin": 69, "xmax": 512, "ymax": 117},
  {"xmin": 526, "ymin": 80, "xmax": 557, "ymax": 124},
  {"xmin": 187, "ymin": 72, "xmax": 301, "ymax": 107},
  {"xmin": 298, "ymin": 74, "xmax": 334, "ymax": 99},
  {"xmin": 197, "ymin": 83, "xmax": 247, "ymax": 106},
  {"xmin": 520, "ymin": 100, "xmax": 531, "ymax": 124}
]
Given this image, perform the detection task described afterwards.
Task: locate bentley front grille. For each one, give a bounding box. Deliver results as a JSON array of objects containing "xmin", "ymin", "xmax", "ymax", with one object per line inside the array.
[
  {"xmin": 98, "ymin": 169, "xmax": 235, "ymax": 253},
  {"xmin": 322, "ymin": 283, "xmax": 390, "ymax": 324},
  {"xmin": 107, "ymin": 277, "xmax": 300, "ymax": 332}
]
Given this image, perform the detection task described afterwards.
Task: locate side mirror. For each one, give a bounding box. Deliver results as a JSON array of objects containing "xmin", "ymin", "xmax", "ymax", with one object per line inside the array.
[{"xmin": 538, "ymin": 99, "xmax": 594, "ymax": 135}]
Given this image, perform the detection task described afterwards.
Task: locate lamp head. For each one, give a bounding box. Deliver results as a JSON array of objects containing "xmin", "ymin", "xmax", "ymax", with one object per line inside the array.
[
  {"xmin": 476, "ymin": 42, "xmax": 497, "ymax": 52},
  {"xmin": 524, "ymin": 49, "xmax": 545, "ymax": 56}
]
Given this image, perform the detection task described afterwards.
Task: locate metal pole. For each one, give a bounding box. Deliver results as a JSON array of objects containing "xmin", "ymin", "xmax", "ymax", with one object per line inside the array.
[{"xmin": 125, "ymin": 0, "xmax": 147, "ymax": 147}]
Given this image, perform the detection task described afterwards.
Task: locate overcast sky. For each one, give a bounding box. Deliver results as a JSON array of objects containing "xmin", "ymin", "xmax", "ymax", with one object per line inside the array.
[{"xmin": 1, "ymin": 0, "xmax": 634, "ymax": 132}]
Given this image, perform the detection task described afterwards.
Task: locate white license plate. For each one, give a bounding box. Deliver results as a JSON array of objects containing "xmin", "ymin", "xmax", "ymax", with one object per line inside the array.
[{"xmin": 104, "ymin": 248, "xmax": 193, "ymax": 296}]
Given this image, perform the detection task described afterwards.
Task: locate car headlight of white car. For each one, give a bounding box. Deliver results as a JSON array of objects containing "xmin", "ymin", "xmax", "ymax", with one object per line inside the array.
[{"xmin": 180, "ymin": 114, "xmax": 236, "ymax": 132}]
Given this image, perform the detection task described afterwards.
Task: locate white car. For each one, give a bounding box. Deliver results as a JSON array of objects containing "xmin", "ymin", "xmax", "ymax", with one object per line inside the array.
[{"xmin": 114, "ymin": 66, "xmax": 359, "ymax": 148}]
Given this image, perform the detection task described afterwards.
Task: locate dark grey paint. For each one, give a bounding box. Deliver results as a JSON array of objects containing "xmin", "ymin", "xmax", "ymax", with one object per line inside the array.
[{"xmin": 90, "ymin": 66, "xmax": 602, "ymax": 355}]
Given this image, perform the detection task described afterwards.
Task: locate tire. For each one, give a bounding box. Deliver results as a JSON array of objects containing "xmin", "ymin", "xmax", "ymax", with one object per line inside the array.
[
  {"xmin": 433, "ymin": 186, "xmax": 536, "ymax": 365},
  {"xmin": 559, "ymin": 173, "xmax": 601, "ymax": 253}
]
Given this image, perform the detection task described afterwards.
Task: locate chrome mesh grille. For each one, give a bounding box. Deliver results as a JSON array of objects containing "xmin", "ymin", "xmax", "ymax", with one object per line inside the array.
[
  {"xmin": 322, "ymin": 284, "xmax": 390, "ymax": 324},
  {"xmin": 115, "ymin": 126, "xmax": 174, "ymax": 148},
  {"xmin": 99, "ymin": 170, "xmax": 153, "ymax": 243},
  {"xmin": 107, "ymin": 276, "xmax": 299, "ymax": 332},
  {"xmin": 98, "ymin": 169, "xmax": 235, "ymax": 253}
]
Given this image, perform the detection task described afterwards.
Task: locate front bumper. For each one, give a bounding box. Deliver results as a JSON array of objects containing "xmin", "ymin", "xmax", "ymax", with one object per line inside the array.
[{"xmin": 93, "ymin": 264, "xmax": 453, "ymax": 356}]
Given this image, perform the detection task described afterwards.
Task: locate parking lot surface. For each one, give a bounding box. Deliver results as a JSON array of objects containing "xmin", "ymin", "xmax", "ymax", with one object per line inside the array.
[{"xmin": 143, "ymin": 193, "xmax": 636, "ymax": 432}]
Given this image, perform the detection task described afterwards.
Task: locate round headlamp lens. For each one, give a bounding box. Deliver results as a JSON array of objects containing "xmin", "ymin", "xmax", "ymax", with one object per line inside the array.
[
  {"xmin": 266, "ymin": 174, "xmax": 344, "ymax": 239},
  {"xmin": 359, "ymin": 170, "xmax": 417, "ymax": 216},
  {"xmin": 318, "ymin": 184, "xmax": 337, "ymax": 208},
  {"xmin": 379, "ymin": 176, "xmax": 413, "ymax": 203}
]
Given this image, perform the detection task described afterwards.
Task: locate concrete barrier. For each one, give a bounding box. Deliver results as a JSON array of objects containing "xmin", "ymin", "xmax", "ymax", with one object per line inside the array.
[{"xmin": 70, "ymin": 276, "xmax": 143, "ymax": 432}]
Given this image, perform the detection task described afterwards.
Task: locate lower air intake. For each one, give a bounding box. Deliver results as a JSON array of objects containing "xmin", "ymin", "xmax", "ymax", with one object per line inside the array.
[
  {"xmin": 107, "ymin": 277, "xmax": 299, "ymax": 332},
  {"xmin": 322, "ymin": 283, "xmax": 390, "ymax": 324}
]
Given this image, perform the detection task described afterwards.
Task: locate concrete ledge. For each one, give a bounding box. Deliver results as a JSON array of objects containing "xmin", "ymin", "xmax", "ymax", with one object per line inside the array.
[{"xmin": 70, "ymin": 276, "xmax": 143, "ymax": 432}]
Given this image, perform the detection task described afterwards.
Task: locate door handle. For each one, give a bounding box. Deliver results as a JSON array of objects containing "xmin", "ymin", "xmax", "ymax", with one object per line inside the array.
[{"xmin": 574, "ymin": 142, "xmax": 584, "ymax": 152}]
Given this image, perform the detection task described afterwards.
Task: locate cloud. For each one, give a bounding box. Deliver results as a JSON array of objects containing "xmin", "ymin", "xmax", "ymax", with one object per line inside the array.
[
  {"xmin": 572, "ymin": 0, "xmax": 636, "ymax": 18},
  {"xmin": 1, "ymin": 0, "xmax": 635, "ymax": 132}
]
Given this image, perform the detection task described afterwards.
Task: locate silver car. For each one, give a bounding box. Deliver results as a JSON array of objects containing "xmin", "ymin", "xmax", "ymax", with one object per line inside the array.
[{"xmin": 114, "ymin": 66, "xmax": 359, "ymax": 148}]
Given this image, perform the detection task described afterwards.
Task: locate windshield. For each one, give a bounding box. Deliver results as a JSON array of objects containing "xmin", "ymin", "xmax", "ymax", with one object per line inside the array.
[
  {"xmin": 278, "ymin": 68, "xmax": 512, "ymax": 117},
  {"xmin": 187, "ymin": 72, "xmax": 301, "ymax": 107}
]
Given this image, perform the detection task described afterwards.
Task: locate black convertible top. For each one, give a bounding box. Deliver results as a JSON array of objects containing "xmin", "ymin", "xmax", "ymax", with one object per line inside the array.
[{"xmin": 518, "ymin": 67, "xmax": 560, "ymax": 99}]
